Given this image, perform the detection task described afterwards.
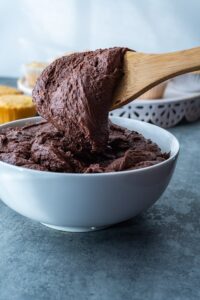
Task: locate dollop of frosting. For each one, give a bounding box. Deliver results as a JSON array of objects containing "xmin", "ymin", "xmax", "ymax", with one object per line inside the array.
[{"xmin": 32, "ymin": 48, "xmax": 126, "ymax": 153}]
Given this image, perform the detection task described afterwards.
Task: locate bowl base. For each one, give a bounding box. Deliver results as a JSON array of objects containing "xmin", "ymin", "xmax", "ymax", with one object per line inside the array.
[{"xmin": 41, "ymin": 223, "xmax": 109, "ymax": 232}]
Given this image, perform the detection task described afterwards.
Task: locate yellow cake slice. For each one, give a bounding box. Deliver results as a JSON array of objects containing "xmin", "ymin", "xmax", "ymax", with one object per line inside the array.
[
  {"xmin": 0, "ymin": 85, "xmax": 22, "ymax": 96},
  {"xmin": 0, "ymin": 95, "xmax": 36, "ymax": 124}
]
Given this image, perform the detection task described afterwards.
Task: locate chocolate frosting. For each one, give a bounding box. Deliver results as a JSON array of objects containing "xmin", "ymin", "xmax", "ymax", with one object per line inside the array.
[
  {"xmin": 0, "ymin": 47, "xmax": 169, "ymax": 173},
  {"xmin": 0, "ymin": 121, "xmax": 169, "ymax": 173},
  {"xmin": 32, "ymin": 48, "xmax": 126, "ymax": 153}
]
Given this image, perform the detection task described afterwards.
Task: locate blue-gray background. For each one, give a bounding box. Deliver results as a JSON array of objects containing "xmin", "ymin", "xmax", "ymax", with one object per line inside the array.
[{"xmin": 0, "ymin": 0, "xmax": 200, "ymax": 76}]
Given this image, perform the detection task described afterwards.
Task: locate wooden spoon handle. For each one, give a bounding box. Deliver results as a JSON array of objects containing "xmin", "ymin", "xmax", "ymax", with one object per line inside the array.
[{"xmin": 113, "ymin": 47, "xmax": 200, "ymax": 109}]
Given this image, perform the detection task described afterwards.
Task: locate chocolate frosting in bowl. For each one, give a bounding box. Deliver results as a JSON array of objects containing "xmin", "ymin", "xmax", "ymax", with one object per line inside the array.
[
  {"xmin": 0, "ymin": 47, "xmax": 169, "ymax": 173},
  {"xmin": 0, "ymin": 120, "xmax": 168, "ymax": 173}
]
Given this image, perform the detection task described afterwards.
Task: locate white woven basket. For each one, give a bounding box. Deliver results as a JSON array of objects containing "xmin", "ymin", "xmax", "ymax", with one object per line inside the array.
[
  {"xmin": 110, "ymin": 77, "xmax": 200, "ymax": 128},
  {"xmin": 110, "ymin": 94, "xmax": 200, "ymax": 128}
]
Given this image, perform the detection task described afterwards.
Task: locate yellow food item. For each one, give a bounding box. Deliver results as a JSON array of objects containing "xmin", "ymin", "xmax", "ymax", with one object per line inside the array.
[
  {"xmin": 138, "ymin": 82, "xmax": 167, "ymax": 100},
  {"xmin": 0, "ymin": 85, "xmax": 22, "ymax": 96},
  {"xmin": 26, "ymin": 62, "xmax": 47, "ymax": 69},
  {"xmin": 24, "ymin": 61, "xmax": 48, "ymax": 87},
  {"xmin": 0, "ymin": 95, "xmax": 36, "ymax": 124}
]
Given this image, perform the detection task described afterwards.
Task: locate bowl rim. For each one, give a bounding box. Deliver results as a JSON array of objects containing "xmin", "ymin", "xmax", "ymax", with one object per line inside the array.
[{"xmin": 0, "ymin": 116, "xmax": 179, "ymax": 177}]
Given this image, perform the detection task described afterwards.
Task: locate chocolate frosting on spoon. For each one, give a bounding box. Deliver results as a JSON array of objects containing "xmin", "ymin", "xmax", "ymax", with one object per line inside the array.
[{"xmin": 32, "ymin": 48, "xmax": 127, "ymax": 153}]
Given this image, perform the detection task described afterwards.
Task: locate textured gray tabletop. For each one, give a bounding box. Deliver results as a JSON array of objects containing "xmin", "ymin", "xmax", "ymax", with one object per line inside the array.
[{"xmin": 0, "ymin": 78, "xmax": 199, "ymax": 300}]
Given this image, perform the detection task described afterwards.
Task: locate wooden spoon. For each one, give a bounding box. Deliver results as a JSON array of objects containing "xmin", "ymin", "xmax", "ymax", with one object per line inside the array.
[{"xmin": 112, "ymin": 47, "xmax": 200, "ymax": 109}]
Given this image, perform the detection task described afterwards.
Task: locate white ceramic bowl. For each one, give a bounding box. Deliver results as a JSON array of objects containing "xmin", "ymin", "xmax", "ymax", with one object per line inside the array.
[{"xmin": 0, "ymin": 117, "xmax": 179, "ymax": 232}]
